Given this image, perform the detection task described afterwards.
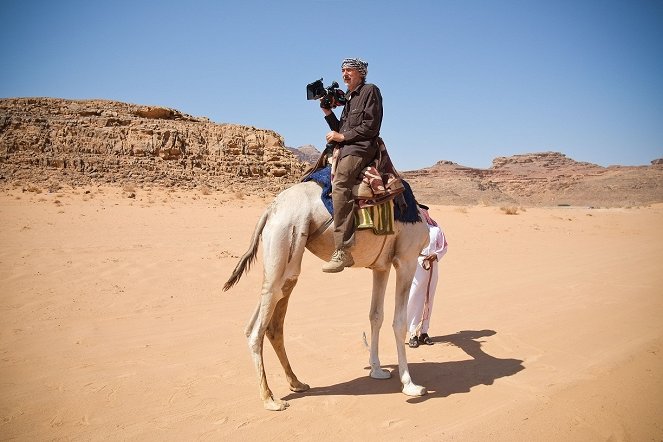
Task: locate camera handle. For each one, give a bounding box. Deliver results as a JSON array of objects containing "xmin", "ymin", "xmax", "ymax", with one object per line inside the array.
[
  {"xmin": 323, "ymin": 142, "xmax": 337, "ymax": 159},
  {"xmin": 325, "ymin": 141, "xmax": 341, "ymax": 151}
]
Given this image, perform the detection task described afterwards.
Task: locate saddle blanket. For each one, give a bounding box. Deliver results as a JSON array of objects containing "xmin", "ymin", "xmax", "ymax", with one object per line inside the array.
[
  {"xmin": 356, "ymin": 199, "xmax": 394, "ymax": 235},
  {"xmin": 303, "ymin": 165, "xmax": 421, "ymax": 233}
]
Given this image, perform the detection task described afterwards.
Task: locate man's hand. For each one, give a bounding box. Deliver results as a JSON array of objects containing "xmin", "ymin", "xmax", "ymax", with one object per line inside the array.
[{"xmin": 326, "ymin": 131, "xmax": 345, "ymax": 143}]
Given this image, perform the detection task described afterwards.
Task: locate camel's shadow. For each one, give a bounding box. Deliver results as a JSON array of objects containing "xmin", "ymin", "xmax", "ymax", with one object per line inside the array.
[{"xmin": 283, "ymin": 330, "xmax": 524, "ymax": 403}]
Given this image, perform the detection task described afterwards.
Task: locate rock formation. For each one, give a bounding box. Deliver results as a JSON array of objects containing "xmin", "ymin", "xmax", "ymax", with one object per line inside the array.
[
  {"xmin": 2, "ymin": 97, "xmax": 661, "ymax": 206},
  {"xmin": 0, "ymin": 97, "xmax": 306, "ymax": 193},
  {"xmin": 403, "ymin": 152, "xmax": 663, "ymax": 207}
]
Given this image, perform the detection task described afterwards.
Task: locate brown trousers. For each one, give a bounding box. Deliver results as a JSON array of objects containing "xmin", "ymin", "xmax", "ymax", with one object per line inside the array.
[{"xmin": 331, "ymin": 154, "xmax": 371, "ymax": 250}]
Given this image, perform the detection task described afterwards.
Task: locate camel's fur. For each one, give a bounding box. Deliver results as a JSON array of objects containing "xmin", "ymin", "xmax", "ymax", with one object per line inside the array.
[{"xmin": 223, "ymin": 181, "xmax": 429, "ymax": 410}]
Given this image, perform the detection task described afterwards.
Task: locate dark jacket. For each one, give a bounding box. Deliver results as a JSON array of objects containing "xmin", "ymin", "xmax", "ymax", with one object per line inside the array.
[{"xmin": 324, "ymin": 82, "xmax": 383, "ymax": 161}]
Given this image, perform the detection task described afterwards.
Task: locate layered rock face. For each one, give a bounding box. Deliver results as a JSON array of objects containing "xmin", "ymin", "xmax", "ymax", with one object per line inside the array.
[
  {"xmin": 404, "ymin": 152, "xmax": 663, "ymax": 207},
  {"xmin": 0, "ymin": 98, "xmax": 306, "ymax": 192},
  {"xmin": 2, "ymin": 97, "xmax": 661, "ymax": 206}
]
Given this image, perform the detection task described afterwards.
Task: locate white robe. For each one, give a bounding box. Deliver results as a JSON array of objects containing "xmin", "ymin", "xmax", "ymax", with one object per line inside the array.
[{"xmin": 406, "ymin": 222, "xmax": 447, "ymax": 337}]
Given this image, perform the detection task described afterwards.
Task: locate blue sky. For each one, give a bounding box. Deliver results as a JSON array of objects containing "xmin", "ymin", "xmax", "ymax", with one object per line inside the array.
[{"xmin": 1, "ymin": 0, "xmax": 662, "ymax": 170}]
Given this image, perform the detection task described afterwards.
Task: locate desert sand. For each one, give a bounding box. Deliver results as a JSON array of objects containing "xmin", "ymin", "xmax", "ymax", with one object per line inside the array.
[{"xmin": 1, "ymin": 186, "xmax": 662, "ymax": 441}]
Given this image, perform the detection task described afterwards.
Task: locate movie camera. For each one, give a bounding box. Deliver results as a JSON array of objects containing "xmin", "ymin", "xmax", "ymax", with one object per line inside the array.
[{"xmin": 306, "ymin": 78, "xmax": 346, "ymax": 109}]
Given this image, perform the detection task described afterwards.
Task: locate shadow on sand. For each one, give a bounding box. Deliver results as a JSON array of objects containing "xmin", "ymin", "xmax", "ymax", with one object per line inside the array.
[{"xmin": 283, "ymin": 330, "xmax": 524, "ymax": 403}]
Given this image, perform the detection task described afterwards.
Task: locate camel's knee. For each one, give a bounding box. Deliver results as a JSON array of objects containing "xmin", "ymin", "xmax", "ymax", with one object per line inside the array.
[
  {"xmin": 392, "ymin": 318, "xmax": 407, "ymax": 336},
  {"xmin": 369, "ymin": 310, "xmax": 384, "ymax": 328},
  {"xmin": 392, "ymin": 312, "xmax": 405, "ymax": 326},
  {"xmin": 281, "ymin": 278, "xmax": 298, "ymax": 296},
  {"xmin": 266, "ymin": 325, "xmax": 284, "ymax": 345},
  {"xmin": 247, "ymin": 332, "xmax": 264, "ymax": 355}
]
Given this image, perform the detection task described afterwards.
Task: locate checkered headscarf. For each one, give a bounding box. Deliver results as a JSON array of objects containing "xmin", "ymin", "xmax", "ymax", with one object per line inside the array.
[{"xmin": 341, "ymin": 58, "xmax": 368, "ymax": 77}]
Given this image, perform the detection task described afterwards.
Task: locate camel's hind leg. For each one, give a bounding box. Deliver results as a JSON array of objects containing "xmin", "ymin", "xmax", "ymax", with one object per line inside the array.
[
  {"xmin": 266, "ymin": 278, "xmax": 310, "ymax": 393},
  {"xmin": 246, "ymin": 284, "xmax": 290, "ymax": 411},
  {"xmin": 393, "ymin": 258, "xmax": 427, "ymax": 397},
  {"xmin": 368, "ymin": 268, "xmax": 392, "ymax": 379},
  {"xmin": 246, "ymin": 220, "xmax": 308, "ymax": 411}
]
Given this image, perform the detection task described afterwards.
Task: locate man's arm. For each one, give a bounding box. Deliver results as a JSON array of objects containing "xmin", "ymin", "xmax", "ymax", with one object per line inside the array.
[{"xmin": 323, "ymin": 108, "xmax": 340, "ymax": 132}]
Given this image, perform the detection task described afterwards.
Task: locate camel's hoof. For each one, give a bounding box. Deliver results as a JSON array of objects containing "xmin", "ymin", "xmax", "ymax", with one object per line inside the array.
[
  {"xmin": 264, "ymin": 398, "xmax": 289, "ymax": 411},
  {"xmin": 402, "ymin": 383, "xmax": 427, "ymax": 397},
  {"xmin": 290, "ymin": 381, "xmax": 310, "ymax": 393},
  {"xmin": 370, "ymin": 368, "xmax": 392, "ymax": 379}
]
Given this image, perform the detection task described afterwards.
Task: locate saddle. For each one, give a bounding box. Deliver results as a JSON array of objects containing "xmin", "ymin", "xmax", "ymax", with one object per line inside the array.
[
  {"xmin": 302, "ymin": 139, "xmax": 419, "ymax": 235},
  {"xmin": 331, "ymin": 138, "xmax": 405, "ymax": 207},
  {"xmin": 304, "ymin": 137, "xmax": 405, "ymax": 207}
]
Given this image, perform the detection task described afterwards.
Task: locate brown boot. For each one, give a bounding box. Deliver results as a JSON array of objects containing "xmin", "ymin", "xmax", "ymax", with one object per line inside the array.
[{"xmin": 322, "ymin": 249, "xmax": 354, "ymax": 273}]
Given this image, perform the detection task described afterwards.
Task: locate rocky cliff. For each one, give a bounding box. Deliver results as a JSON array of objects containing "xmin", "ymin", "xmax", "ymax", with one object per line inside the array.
[
  {"xmin": 0, "ymin": 97, "xmax": 306, "ymax": 193},
  {"xmin": 2, "ymin": 98, "xmax": 661, "ymax": 206},
  {"xmin": 403, "ymin": 152, "xmax": 663, "ymax": 207}
]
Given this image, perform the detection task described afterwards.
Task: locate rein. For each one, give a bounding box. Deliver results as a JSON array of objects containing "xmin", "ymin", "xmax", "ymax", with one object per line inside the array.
[{"xmin": 308, "ymin": 216, "xmax": 333, "ymax": 241}]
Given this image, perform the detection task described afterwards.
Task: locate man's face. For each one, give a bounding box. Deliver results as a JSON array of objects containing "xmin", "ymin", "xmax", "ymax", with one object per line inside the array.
[{"xmin": 342, "ymin": 67, "xmax": 363, "ymax": 91}]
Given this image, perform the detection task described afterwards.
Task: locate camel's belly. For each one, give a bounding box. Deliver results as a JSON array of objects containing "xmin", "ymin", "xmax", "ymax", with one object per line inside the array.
[{"xmin": 306, "ymin": 225, "xmax": 397, "ymax": 269}]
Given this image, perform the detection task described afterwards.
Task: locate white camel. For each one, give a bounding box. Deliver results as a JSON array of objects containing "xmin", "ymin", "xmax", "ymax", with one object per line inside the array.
[{"xmin": 223, "ymin": 180, "xmax": 429, "ymax": 410}]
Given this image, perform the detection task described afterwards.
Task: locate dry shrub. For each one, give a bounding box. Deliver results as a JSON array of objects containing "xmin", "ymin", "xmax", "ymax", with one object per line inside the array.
[
  {"xmin": 122, "ymin": 184, "xmax": 136, "ymax": 193},
  {"xmin": 25, "ymin": 184, "xmax": 42, "ymax": 194},
  {"xmin": 500, "ymin": 206, "xmax": 519, "ymax": 215},
  {"xmin": 200, "ymin": 185, "xmax": 212, "ymax": 196},
  {"xmin": 47, "ymin": 181, "xmax": 61, "ymax": 193},
  {"xmin": 234, "ymin": 190, "xmax": 245, "ymax": 200}
]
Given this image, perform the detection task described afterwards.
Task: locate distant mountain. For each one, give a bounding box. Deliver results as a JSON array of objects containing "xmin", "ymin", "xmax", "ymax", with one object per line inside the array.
[
  {"xmin": 286, "ymin": 144, "xmax": 321, "ymax": 165},
  {"xmin": 403, "ymin": 151, "xmax": 663, "ymax": 207}
]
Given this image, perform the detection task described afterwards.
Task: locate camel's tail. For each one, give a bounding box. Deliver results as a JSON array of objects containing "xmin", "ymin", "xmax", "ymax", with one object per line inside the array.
[{"xmin": 222, "ymin": 207, "xmax": 270, "ymax": 291}]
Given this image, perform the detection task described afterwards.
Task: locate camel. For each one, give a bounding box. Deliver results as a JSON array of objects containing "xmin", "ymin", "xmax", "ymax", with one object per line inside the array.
[{"xmin": 223, "ymin": 179, "xmax": 429, "ymax": 410}]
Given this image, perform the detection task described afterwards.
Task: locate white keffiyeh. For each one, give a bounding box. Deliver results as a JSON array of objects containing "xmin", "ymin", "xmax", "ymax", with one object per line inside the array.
[{"xmin": 341, "ymin": 58, "xmax": 368, "ymax": 77}]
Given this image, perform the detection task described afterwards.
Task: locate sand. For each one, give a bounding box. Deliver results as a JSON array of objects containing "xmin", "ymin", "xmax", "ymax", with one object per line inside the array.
[{"xmin": 1, "ymin": 186, "xmax": 662, "ymax": 441}]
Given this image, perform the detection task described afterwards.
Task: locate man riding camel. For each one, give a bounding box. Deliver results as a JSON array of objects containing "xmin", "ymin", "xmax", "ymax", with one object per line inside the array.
[{"xmin": 320, "ymin": 57, "xmax": 383, "ymax": 273}]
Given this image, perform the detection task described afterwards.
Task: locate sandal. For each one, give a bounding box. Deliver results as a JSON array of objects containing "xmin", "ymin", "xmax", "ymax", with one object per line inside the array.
[
  {"xmin": 408, "ymin": 336, "xmax": 420, "ymax": 348},
  {"xmin": 418, "ymin": 333, "xmax": 433, "ymax": 345}
]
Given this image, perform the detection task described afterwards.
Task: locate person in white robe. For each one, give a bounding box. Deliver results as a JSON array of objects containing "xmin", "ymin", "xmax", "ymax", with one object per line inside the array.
[{"xmin": 407, "ymin": 205, "xmax": 448, "ymax": 348}]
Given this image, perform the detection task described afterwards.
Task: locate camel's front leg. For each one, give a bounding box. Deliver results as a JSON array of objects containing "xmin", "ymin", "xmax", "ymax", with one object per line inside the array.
[
  {"xmin": 368, "ymin": 268, "xmax": 391, "ymax": 379},
  {"xmin": 393, "ymin": 260, "xmax": 427, "ymax": 397}
]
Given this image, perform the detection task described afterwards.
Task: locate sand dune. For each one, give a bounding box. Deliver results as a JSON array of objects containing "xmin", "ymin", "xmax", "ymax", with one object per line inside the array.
[{"xmin": 1, "ymin": 187, "xmax": 661, "ymax": 440}]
